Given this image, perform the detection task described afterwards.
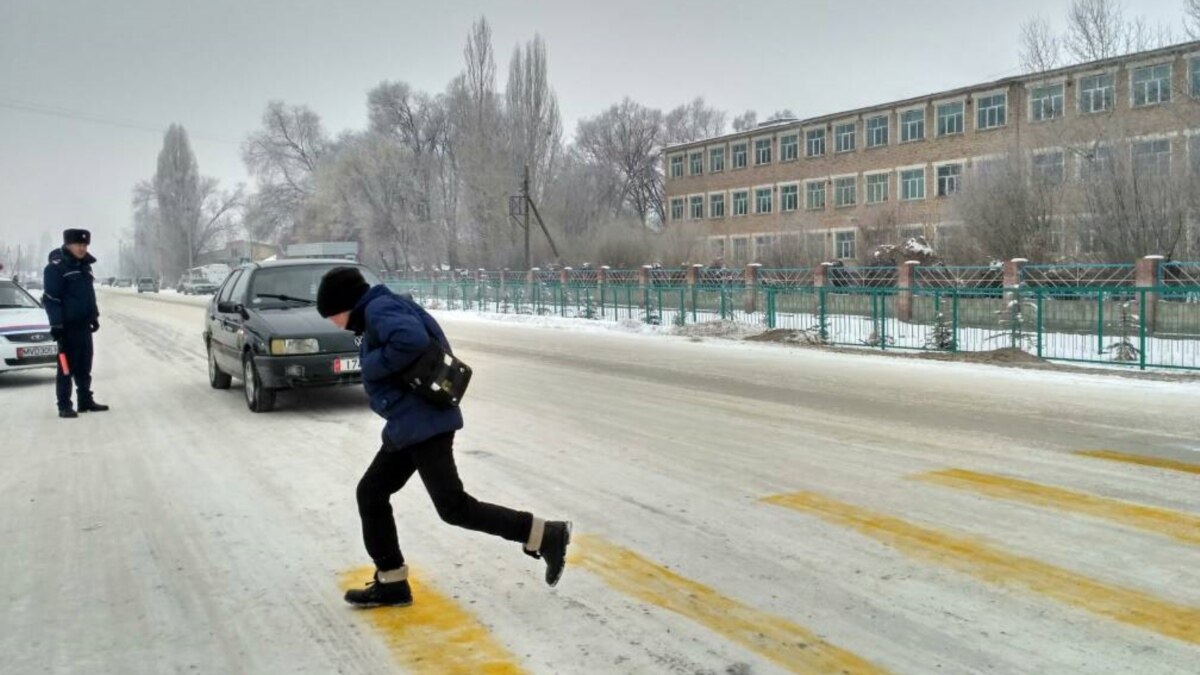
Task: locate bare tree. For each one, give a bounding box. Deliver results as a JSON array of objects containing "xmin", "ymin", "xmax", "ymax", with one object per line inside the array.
[
  {"xmin": 731, "ymin": 110, "xmax": 758, "ymax": 132},
  {"xmin": 1019, "ymin": 17, "xmax": 1062, "ymax": 73},
  {"xmin": 953, "ymin": 154, "xmax": 1062, "ymax": 263},
  {"xmin": 242, "ymin": 102, "xmax": 329, "ymax": 243},
  {"xmin": 1186, "ymin": 0, "xmax": 1200, "ymax": 39},
  {"xmin": 663, "ymin": 97, "xmax": 726, "ymax": 145},
  {"xmin": 505, "ymin": 34, "xmax": 562, "ymax": 201},
  {"xmin": 574, "ymin": 99, "xmax": 665, "ymax": 226},
  {"xmin": 764, "ymin": 109, "xmax": 797, "ymax": 122}
]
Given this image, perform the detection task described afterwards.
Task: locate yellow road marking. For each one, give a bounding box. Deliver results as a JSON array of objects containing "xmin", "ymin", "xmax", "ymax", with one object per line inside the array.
[
  {"xmin": 570, "ymin": 534, "xmax": 889, "ymax": 675},
  {"xmin": 338, "ymin": 567, "xmax": 525, "ymax": 674},
  {"xmin": 763, "ymin": 492, "xmax": 1200, "ymax": 646},
  {"xmin": 915, "ymin": 469, "xmax": 1200, "ymax": 546},
  {"xmin": 1075, "ymin": 449, "xmax": 1200, "ymax": 476}
]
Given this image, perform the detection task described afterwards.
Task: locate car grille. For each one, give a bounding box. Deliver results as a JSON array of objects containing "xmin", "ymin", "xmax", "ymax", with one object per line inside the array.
[
  {"xmin": 4, "ymin": 332, "xmax": 52, "ymax": 344},
  {"xmin": 5, "ymin": 355, "xmax": 56, "ymax": 366}
]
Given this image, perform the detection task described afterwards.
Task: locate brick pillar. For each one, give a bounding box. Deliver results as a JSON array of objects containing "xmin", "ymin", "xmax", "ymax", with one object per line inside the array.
[
  {"xmin": 745, "ymin": 263, "xmax": 761, "ymax": 313},
  {"xmin": 687, "ymin": 263, "xmax": 702, "ymax": 286},
  {"xmin": 897, "ymin": 260, "xmax": 919, "ymax": 322},
  {"xmin": 526, "ymin": 267, "xmax": 538, "ymax": 285},
  {"xmin": 1003, "ymin": 258, "xmax": 1027, "ymax": 289},
  {"xmin": 814, "ymin": 262, "xmax": 832, "ymax": 315},
  {"xmin": 561, "ymin": 267, "xmax": 572, "ymax": 285},
  {"xmin": 1137, "ymin": 255, "xmax": 1164, "ymax": 333},
  {"xmin": 598, "ymin": 265, "xmax": 609, "ymax": 286},
  {"xmin": 474, "ymin": 268, "xmax": 484, "ymax": 284},
  {"xmin": 639, "ymin": 265, "xmax": 652, "ymax": 308}
]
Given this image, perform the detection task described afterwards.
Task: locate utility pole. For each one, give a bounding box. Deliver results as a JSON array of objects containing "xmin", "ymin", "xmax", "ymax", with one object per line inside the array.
[{"xmin": 523, "ymin": 164, "xmax": 531, "ymax": 271}]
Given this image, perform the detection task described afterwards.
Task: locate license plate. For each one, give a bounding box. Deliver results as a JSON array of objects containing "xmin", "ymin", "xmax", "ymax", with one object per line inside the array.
[
  {"xmin": 334, "ymin": 357, "xmax": 360, "ymax": 374},
  {"xmin": 17, "ymin": 345, "xmax": 57, "ymax": 359}
]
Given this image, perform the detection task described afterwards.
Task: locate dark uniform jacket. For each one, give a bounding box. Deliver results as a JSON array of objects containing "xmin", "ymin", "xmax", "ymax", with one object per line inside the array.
[{"xmin": 43, "ymin": 247, "xmax": 99, "ymax": 328}]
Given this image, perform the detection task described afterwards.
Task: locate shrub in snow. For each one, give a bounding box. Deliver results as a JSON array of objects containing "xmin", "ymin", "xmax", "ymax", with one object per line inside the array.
[
  {"xmin": 861, "ymin": 329, "xmax": 895, "ymax": 347},
  {"xmin": 987, "ymin": 289, "xmax": 1038, "ymax": 351},
  {"xmin": 925, "ymin": 311, "xmax": 956, "ymax": 351},
  {"xmin": 1105, "ymin": 301, "xmax": 1141, "ymax": 362}
]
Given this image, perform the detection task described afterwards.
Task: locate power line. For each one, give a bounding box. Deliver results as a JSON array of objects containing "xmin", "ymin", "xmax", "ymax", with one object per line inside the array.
[{"xmin": 0, "ymin": 96, "xmax": 242, "ymax": 145}]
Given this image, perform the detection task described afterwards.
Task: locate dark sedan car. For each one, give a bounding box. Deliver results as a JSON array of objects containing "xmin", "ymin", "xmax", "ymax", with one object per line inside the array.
[{"xmin": 203, "ymin": 259, "xmax": 381, "ymax": 412}]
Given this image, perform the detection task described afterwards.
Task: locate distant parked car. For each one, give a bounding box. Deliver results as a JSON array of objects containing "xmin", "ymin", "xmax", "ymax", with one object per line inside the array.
[
  {"xmin": 114, "ymin": 278, "xmax": 134, "ymax": 288},
  {"xmin": 101, "ymin": 277, "xmax": 115, "ymax": 287},
  {"xmin": 136, "ymin": 277, "xmax": 159, "ymax": 293},
  {"xmin": 20, "ymin": 278, "xmax": 42, "ymax": 291}
]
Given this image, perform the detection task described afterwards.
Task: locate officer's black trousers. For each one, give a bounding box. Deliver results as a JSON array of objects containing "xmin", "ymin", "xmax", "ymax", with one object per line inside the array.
[
  {"xmin": 357, "ymin": 432, "xmax": 534, "ymax": 572},
  {"xmin": 56, "ymin": 327, "xmax": 93, "ymax": 410}
]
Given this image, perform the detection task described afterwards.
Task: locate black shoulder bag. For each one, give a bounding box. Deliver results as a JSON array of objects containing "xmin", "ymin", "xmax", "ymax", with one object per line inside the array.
[{"xmin": 367, "ymin": 322, "xmax": 472, "ymax": 408}]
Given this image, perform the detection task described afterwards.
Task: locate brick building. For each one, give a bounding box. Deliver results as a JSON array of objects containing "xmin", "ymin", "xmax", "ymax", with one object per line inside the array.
[{"xmin": 664, "ymin": 40, "xmax": 1200, "ymax": 265}]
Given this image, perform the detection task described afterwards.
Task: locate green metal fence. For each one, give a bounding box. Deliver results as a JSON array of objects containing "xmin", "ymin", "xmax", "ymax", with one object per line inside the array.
[{"xmin": 386, "ymin": 280, "xmax": 1200, "ymax": 371}]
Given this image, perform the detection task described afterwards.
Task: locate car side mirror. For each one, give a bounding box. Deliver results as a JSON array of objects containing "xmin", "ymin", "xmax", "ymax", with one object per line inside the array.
[{"xmin": 217, "ymin": 301, "xmax": 237, "ymax": 313}]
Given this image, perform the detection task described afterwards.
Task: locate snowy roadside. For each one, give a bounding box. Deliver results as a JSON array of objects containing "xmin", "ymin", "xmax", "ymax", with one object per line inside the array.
[{"xmin": 429, "ymin": 308, "xmax": 1200, "ymax": 387}]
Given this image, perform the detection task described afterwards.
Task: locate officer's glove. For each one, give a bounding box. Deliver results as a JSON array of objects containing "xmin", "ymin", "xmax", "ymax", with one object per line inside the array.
[
  {"xmin": 89, "ymin": 320, "xmax": 100, "ymax": 333},
  {"xmin": 50, "ymin": 326, "xmax": 63, "ymax": 342}
]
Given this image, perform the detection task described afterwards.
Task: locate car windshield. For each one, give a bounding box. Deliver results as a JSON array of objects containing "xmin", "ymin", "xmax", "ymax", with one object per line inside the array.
[
  {"xmin": 249, "ymin": 265, "xmax": 380, "ymax": 309},
  {"xmin": 0, "ymin": 281, "xmax": 40, "ymax": 309}
]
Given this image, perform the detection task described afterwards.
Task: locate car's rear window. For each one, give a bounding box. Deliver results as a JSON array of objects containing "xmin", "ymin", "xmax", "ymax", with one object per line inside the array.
[{"xmin": 0, "ymin": 281, "xmax": 40, "ymax": 309}]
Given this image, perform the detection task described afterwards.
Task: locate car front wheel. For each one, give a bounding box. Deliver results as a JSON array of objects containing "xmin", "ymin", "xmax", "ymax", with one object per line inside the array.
[{"xmin": 243, "ymin": 353, "xmax": 276, "ymax": 413}]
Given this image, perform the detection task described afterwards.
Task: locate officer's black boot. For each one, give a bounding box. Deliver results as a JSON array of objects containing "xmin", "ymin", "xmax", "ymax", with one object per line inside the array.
[
  {"xmin": 344, "ymin": 567, "xmax": 413, "ymax": 608},
  {"xmin": 78, "ymin": 401, "xmax": 109, "ymax": 412},
  {"xmin": 524, "ymin": 519, "xmax": 572, "ymax": 587},
  {"xmin": 58, "ymin": 408, "xmax": 78, "ymax": 419}
]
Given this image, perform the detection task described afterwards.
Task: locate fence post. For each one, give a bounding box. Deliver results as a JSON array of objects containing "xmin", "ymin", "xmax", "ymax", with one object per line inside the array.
[
  {"xmin": 1136, "ymin": 254, "xmax": 1163, "ymax": 334},
  {"xmin": 599, "ymin": 266, "xmax": 609, "ymax": 318},
  {"xmin": 476, "ymin": 268, "xmax": 485, "ymax": 308},
  {"xmin": 766, "ymin": 288, "xmax": 777, "ymax": 329},
  {"xmin": 951, "ymin": 291, "xmax": 960, "ymax": 353},
  {"xmin": 1097, "ymin": 290, "xmax": 1105, "ymax": 355},
  {"xmin": 897, "ymin": 260, "xmax": 918, "ymax": 322},
  {"xmin": 1139, "ymin": 288, "xmax": 1148, "ymax": 370},
  {"xmin": 690, "ymin": 264, "xmax": 703, "ymax": 323},
  {"xmin": 1036, "ymin": 289, "xmax": 1044, "ymax": 359},
  {"xmin": 814, "ymin": 261, "xmax": 831, "ymax": 318},
  {"xmin": 745, "ymin": 263, "xmax": 761, "ymax": 314}
]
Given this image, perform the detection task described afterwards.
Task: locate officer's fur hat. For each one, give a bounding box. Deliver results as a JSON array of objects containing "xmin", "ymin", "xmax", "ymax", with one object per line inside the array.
[{"xmin": 63, "ymin": 229, "xmax": 91, "ymax": 245}]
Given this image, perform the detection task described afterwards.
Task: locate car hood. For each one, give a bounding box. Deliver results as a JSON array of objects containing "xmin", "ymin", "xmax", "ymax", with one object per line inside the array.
[
  {"xmin": 0, "ymin": 308, "xmax": 50, "ymax": 333},
  {"xmin": 250, "ymin": 306, "xmax": 358, "ymax": 352}
]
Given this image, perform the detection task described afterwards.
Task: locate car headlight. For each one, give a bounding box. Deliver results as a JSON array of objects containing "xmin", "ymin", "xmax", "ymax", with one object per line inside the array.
[{"xmin": 270, "ymin": 338, "xmax": 320, "ymax": 355}]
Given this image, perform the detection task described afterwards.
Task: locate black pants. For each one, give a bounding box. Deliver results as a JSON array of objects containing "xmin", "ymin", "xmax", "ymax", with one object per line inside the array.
[
  {"xmin": 56, "ymin": 327, "xmax": 93, "ymax": 410},
  {"xmin": 357, "ymin": 431, "xmax": 533, "ymax": 571}
]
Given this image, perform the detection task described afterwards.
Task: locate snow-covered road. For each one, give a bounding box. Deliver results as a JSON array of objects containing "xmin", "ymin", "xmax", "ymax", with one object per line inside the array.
[{"xmin": 2, "ymin": 288, "xmax": 1198, "ymax": 674}]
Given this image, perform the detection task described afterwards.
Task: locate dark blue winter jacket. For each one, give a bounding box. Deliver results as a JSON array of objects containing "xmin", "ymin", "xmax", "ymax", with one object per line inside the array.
[
  {"xmin": 42, "ymin": 247, "xmax": 99, "ymax": 328},
  {"xmin": 353, "ymin": 284, "xmax": 463, "ymax": 448}
]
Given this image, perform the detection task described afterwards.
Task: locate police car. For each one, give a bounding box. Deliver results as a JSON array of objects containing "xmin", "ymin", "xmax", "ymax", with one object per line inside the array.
[{"xmin": 0, "ymin": 279, "xmax": 56, "ymax": 374}]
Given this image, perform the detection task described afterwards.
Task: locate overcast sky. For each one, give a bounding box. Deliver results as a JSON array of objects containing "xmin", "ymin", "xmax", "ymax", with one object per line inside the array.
[{"xmin": 0, "ymin": 0, "xmax": 1189, "ymax": 271}]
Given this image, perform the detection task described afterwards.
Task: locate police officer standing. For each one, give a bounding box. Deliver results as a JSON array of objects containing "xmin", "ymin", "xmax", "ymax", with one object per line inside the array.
[{"xmin": 43, "ymin": 229, "xmax": 108, "ymax": 418}]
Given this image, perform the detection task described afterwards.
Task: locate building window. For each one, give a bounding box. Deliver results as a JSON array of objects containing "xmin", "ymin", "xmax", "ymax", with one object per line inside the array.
[
  {"xmin": 936, "ymin": 102, "xmax": 964, "ymax": 136},
  {"xmin": 732, "ymin": 143, "xmax": 748, "ymax": 169},
  {"xmin": 806, "ymin": 128, "xmax": 826, "ymax": 157},
  {"xmin": 900, "ymin": 109, "xmax": 925, "ymax": 142},
  {"xmin": 732, "ymin": 190, "xmax": 749, "ymax": 216},
  {"xmin": 689, "ymin": 195, "xmax": 704, "ymax": 219},
  {"xmin": 899, "ymin": 226, "xmax": 924, "ymax": 241},
  {"xmin": 866, "ymin": 115, "xmax": 888, "ymax": 147},
  {"xmin": 1132, "ymin": 138, "xmax": 1171, "ymax": 176},
  {"xmin": 1132, "ymin": 63, "xmax": 1172, "ymax": 107},
  {"xmin": 1192, "ymin": 56, "xmax": 1200, "ymax": 97},
  {"xmin": 780, "ymin": 184, "xmax": 798, "ymax": 212},
  {"xmin": 689, "ymin": 152, "xmax": 703, "ymax": 175},
  {"xmin": 709, "ymin": 193, "xmax": 725, "ymax": 218},
  {"xmin": 977, "ymin": 93, "xmax": 1007, "ymax": 129},
  {"xmin": 733, "ymin": 237, "xmax": 749, "ymax": 262},
  {"xmin": 900, "ymin": 168, "xmax": 926, "ymax": 200},
  {"xmin": 1079, "ymin": 74, "xmax": 1114, "ymax": 113},
  {"xmin": 835, "ymin": 231, "xmax": 856, "ymax": 259},
  {"xmin": 670, "ymin": 197, "xmax": 684, "ymax": 221},
  {"xmin": 866, "ymin": 174, "xmax": 888, "ymax": 204},
  {"xmin": 1030, "ymin": 83, "xmax": 1064, "ymax": 121},
  {"xmin": 754, "ymin": 235, "xmax": 777, "ymax": 260},
  {"xmin": 710, "ymin": 238, "xmax": 726, "ymax": 259},
  {"xmin": 780, "ymin": 134, "xmax": 799, "ymax": 161},
  {"xmin": 835, "ymin": 123, "xmax": 856, "ymax": 153},
  {"xmin": 755, "ymin": 138, "xmax": 772, "ymax": 165},
  {"xmin": 936, "ymin": 164, "xmax": 961, "ymax": 196},
  {"xmin": 806, "ymin": 182, "xmax": 826, "ymax": 210},
  {"xmin": 670, "ymin": 156, "xmax": 683, "ymax": 178},
  {"xmin": 1079, "ymin": 145, "xmax": 1113, "ymax": 180},
  {"xmin": 710, "ymin": 147, "xmax": 725, "ymax": 173},
  {"xmin": 834, "ymin": 176, "xmax": 856, "ymax": 207},
  {"xmin": 755, "ymin": 187, "xmax": 773, "ymax": 214},
  {"xmin": 1032, "ymin": 151, "xmax": 1065, "ymax": 184}
]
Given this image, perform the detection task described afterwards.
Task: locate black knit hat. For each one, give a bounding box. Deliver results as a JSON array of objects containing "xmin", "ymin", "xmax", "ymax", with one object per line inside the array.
[
  {"xmin": 317, "ymin": 266, "xmax": 370, "ymax": 317},
  {"xmin": 63, "ymin": 229, "xmax": 91, "ymax": 245}
]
